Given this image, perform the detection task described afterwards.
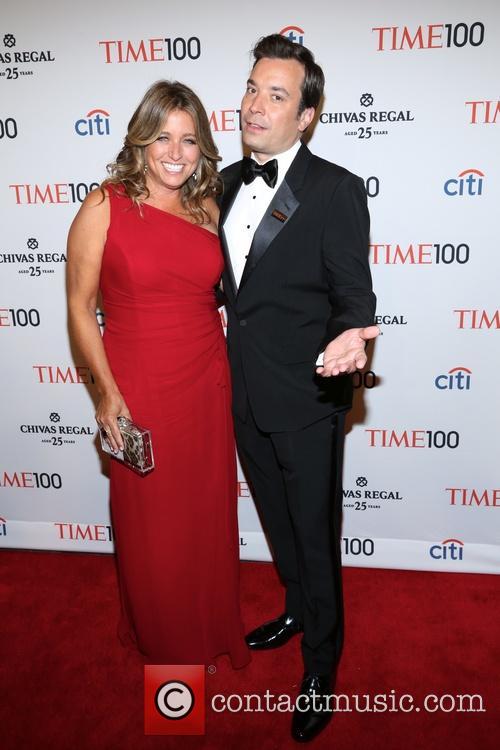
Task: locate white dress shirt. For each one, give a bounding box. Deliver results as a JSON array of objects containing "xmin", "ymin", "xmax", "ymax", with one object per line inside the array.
[{"xmin": 223, "ymin": 140, "xmax": 301, "ymax": 288}]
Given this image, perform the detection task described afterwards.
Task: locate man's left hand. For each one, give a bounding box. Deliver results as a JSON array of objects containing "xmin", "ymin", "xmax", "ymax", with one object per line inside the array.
[{"xmin": 316, "ymin": 326, "xmax": 380, "ymax": 377}]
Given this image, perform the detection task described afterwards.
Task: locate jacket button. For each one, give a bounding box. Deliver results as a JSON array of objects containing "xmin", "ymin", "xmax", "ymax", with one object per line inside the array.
[{"xmin": 240, "ymin": 319, "xmax": 247, "ymax": 327}]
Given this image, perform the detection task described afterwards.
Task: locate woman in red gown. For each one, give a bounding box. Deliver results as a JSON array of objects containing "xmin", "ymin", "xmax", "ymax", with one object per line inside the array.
[{"xmin": 67, "ymin": 81, "xmax": 249, "ymax": 668}]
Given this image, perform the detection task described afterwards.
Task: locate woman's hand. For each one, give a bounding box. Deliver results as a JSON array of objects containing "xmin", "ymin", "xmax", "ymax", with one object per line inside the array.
[{"xmin": 95, "ymin": 391, "xmax": 132, "ymax": 453}]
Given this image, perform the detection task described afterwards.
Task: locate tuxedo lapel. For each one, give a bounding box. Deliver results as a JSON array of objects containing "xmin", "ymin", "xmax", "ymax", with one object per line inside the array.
[
  {"xmin": 238, "ymin": 143, "xmax": 312, "ymax": 293},
  {"xmin": 219, "ymin": 170, "xmax": 242, "ymax": 300}
]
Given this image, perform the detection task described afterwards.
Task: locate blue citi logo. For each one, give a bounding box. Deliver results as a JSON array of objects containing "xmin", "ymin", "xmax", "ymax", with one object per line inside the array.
[
  {"xmin": 279, "ymin": 25, "xmax": 305, "ymax": 45},
  {"xmin": 444, "ymin": 168, "xmax": 484, "ymax": 196},
  {"xmin": 434, "ymin": 366, "xmax": 471, "ymax": 390},
  {"xmin": 429, "ymin": 538, "xmax": 464, "ymax": 561},
  {"xmin": 75, "ymin": 108, "xmax": 110, "ymax": 136}
]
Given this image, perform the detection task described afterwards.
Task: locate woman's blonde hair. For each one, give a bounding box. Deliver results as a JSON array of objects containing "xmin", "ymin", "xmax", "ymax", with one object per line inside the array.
[{"xmin": 102, "ymin": 80, "xmax": 221, "ymax": 224}]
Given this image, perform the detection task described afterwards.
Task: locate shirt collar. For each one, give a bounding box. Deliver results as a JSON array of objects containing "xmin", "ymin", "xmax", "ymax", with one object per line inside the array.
[{"xmin": 251, "ymin": 140, "xmax": 301, "ymax": 187}]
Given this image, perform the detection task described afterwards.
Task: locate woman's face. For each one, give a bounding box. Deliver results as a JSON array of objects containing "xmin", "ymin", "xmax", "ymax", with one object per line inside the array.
[{"xmin": 144, "ymin": 109, "xmax": 201, "ymax": 196}]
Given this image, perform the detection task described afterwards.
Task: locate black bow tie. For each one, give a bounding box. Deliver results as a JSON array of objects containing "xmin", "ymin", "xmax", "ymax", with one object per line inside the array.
[{"xmin": 241, "ymin": 157, "xmax": 278, "ymax": 189}]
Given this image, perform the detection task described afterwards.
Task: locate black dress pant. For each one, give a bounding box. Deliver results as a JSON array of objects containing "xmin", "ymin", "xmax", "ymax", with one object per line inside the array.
[{"xmin": 235, "ymin": 406, "xmax": 346, "ymax": 675}]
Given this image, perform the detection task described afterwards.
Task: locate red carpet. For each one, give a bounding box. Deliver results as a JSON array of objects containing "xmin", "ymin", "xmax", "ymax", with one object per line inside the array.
[{"xmin": 0, "ymin": 550, "xmax": 498, "ymax": 749}]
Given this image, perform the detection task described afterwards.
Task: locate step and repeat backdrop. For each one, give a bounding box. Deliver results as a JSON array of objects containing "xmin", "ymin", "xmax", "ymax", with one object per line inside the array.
[{"xmin": 1, "ymin": 0, "xmax": 498, "ymax": 573}]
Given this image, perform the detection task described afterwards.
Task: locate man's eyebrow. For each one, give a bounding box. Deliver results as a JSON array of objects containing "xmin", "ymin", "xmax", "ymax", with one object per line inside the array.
[
  {"xmin": 270, "ymin": 85, "xmax": 290, "ymax": 96},
  {"xmin": 246, "ymin": 78, "xmax": 290, "ymax": 97}
]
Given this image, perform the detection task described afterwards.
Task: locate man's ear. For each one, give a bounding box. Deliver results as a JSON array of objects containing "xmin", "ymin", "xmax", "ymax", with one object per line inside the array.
[{"xmin": 298, "ymin": 106, "xmax": 315, "ymax": 133}]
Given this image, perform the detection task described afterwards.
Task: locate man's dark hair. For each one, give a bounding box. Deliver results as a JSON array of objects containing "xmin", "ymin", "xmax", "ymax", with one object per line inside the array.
[{"xmin": 252, "ymin": 33, "xmax": 325, "ymax": 114}]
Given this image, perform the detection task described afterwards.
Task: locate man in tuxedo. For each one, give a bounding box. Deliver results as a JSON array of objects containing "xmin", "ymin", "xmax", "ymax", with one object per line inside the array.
[{"xmin": 219, "ymin": 34, "xmax": 378, "ymax": 742}]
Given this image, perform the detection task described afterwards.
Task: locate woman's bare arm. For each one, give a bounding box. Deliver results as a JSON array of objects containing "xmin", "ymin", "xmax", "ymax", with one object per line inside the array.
[{"xmin": 66, "ymin": 188, "xmax": 130, "ymax": 451}]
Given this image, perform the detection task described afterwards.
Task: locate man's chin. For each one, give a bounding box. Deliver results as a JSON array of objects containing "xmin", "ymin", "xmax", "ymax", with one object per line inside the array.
[{"xmin": 242, "ymin": 129, "xmax": 266, "ymax": 149}]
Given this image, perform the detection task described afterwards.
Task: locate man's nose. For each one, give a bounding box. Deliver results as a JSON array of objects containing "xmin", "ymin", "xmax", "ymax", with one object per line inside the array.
[{"xmin": 249, "ymin": 93, "xmax": 265, "ymax": 114}]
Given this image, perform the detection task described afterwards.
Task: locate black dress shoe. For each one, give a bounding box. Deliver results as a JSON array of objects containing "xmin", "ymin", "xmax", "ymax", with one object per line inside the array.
[
  {"xmin": 245, "ymin": 613, "xmax": 302, "ymax": 650},
  {"xmin": 291, "ymin": 673, "xmax": 333, "ymax": 743}
]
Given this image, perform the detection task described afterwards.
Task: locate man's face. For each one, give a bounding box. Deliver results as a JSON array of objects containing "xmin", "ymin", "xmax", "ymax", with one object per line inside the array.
[{"xmin": 240, "ymin": 57, "xmax": 315, "ymax": 162}]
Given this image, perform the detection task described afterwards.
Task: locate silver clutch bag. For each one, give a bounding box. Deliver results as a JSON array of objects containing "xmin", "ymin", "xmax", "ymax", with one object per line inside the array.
[{"xmin": 100, "ymin": 416, "xmax": 154, "ymax": 474}]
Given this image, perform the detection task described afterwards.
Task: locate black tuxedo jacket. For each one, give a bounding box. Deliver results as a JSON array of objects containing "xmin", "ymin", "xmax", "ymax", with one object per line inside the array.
[{"xmin": 219, "ymin": 143, "xmax": 376, "ymax": 432}]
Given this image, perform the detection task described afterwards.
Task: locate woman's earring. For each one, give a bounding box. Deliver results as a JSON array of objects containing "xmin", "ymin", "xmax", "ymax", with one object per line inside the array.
[
  {"xmin": 192, "ymin": 171, "xmax": 198, "ymax": 182},
  {"xmin": 144, "ymin": 164, "xmax": 148, "ymax": 173}
]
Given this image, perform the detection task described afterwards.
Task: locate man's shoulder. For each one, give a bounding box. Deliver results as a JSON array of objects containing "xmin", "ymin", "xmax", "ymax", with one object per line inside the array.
[
  {"xmin": 306, "ymin": 149, "xmax": 362, "ymax": 185},
  {"xmin": 217, "ymin": 160, "xmax": 242, "ymax": 207},
  {"xmin": 220, "ymin": 159, "xmax": 242, "ymax": 183}
]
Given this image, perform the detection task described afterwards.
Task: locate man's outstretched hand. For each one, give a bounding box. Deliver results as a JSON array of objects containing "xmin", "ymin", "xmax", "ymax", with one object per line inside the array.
[{"xmin": 316, "ymin": 326, "xmax": 380, "ymax": 377}]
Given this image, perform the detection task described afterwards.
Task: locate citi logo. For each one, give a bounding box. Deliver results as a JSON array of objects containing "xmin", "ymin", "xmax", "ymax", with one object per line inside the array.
[
  {"xmin": 429, "ymin": 538, "xmax": 464, "ymax": 561},
  {"xmin": 279, "ymin": 26, "xmax": 304, "ymax": 45},
  {"xmin": 435, "ymin": 367, "xmax": 471, "ymax": 390},
  {"xmin": 75, "ymin": 109, "xmax": 110, "ymax": 136},
  {"xmin": 444, "ymin": 169, "xmax": 484, "ymax": 196}
]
